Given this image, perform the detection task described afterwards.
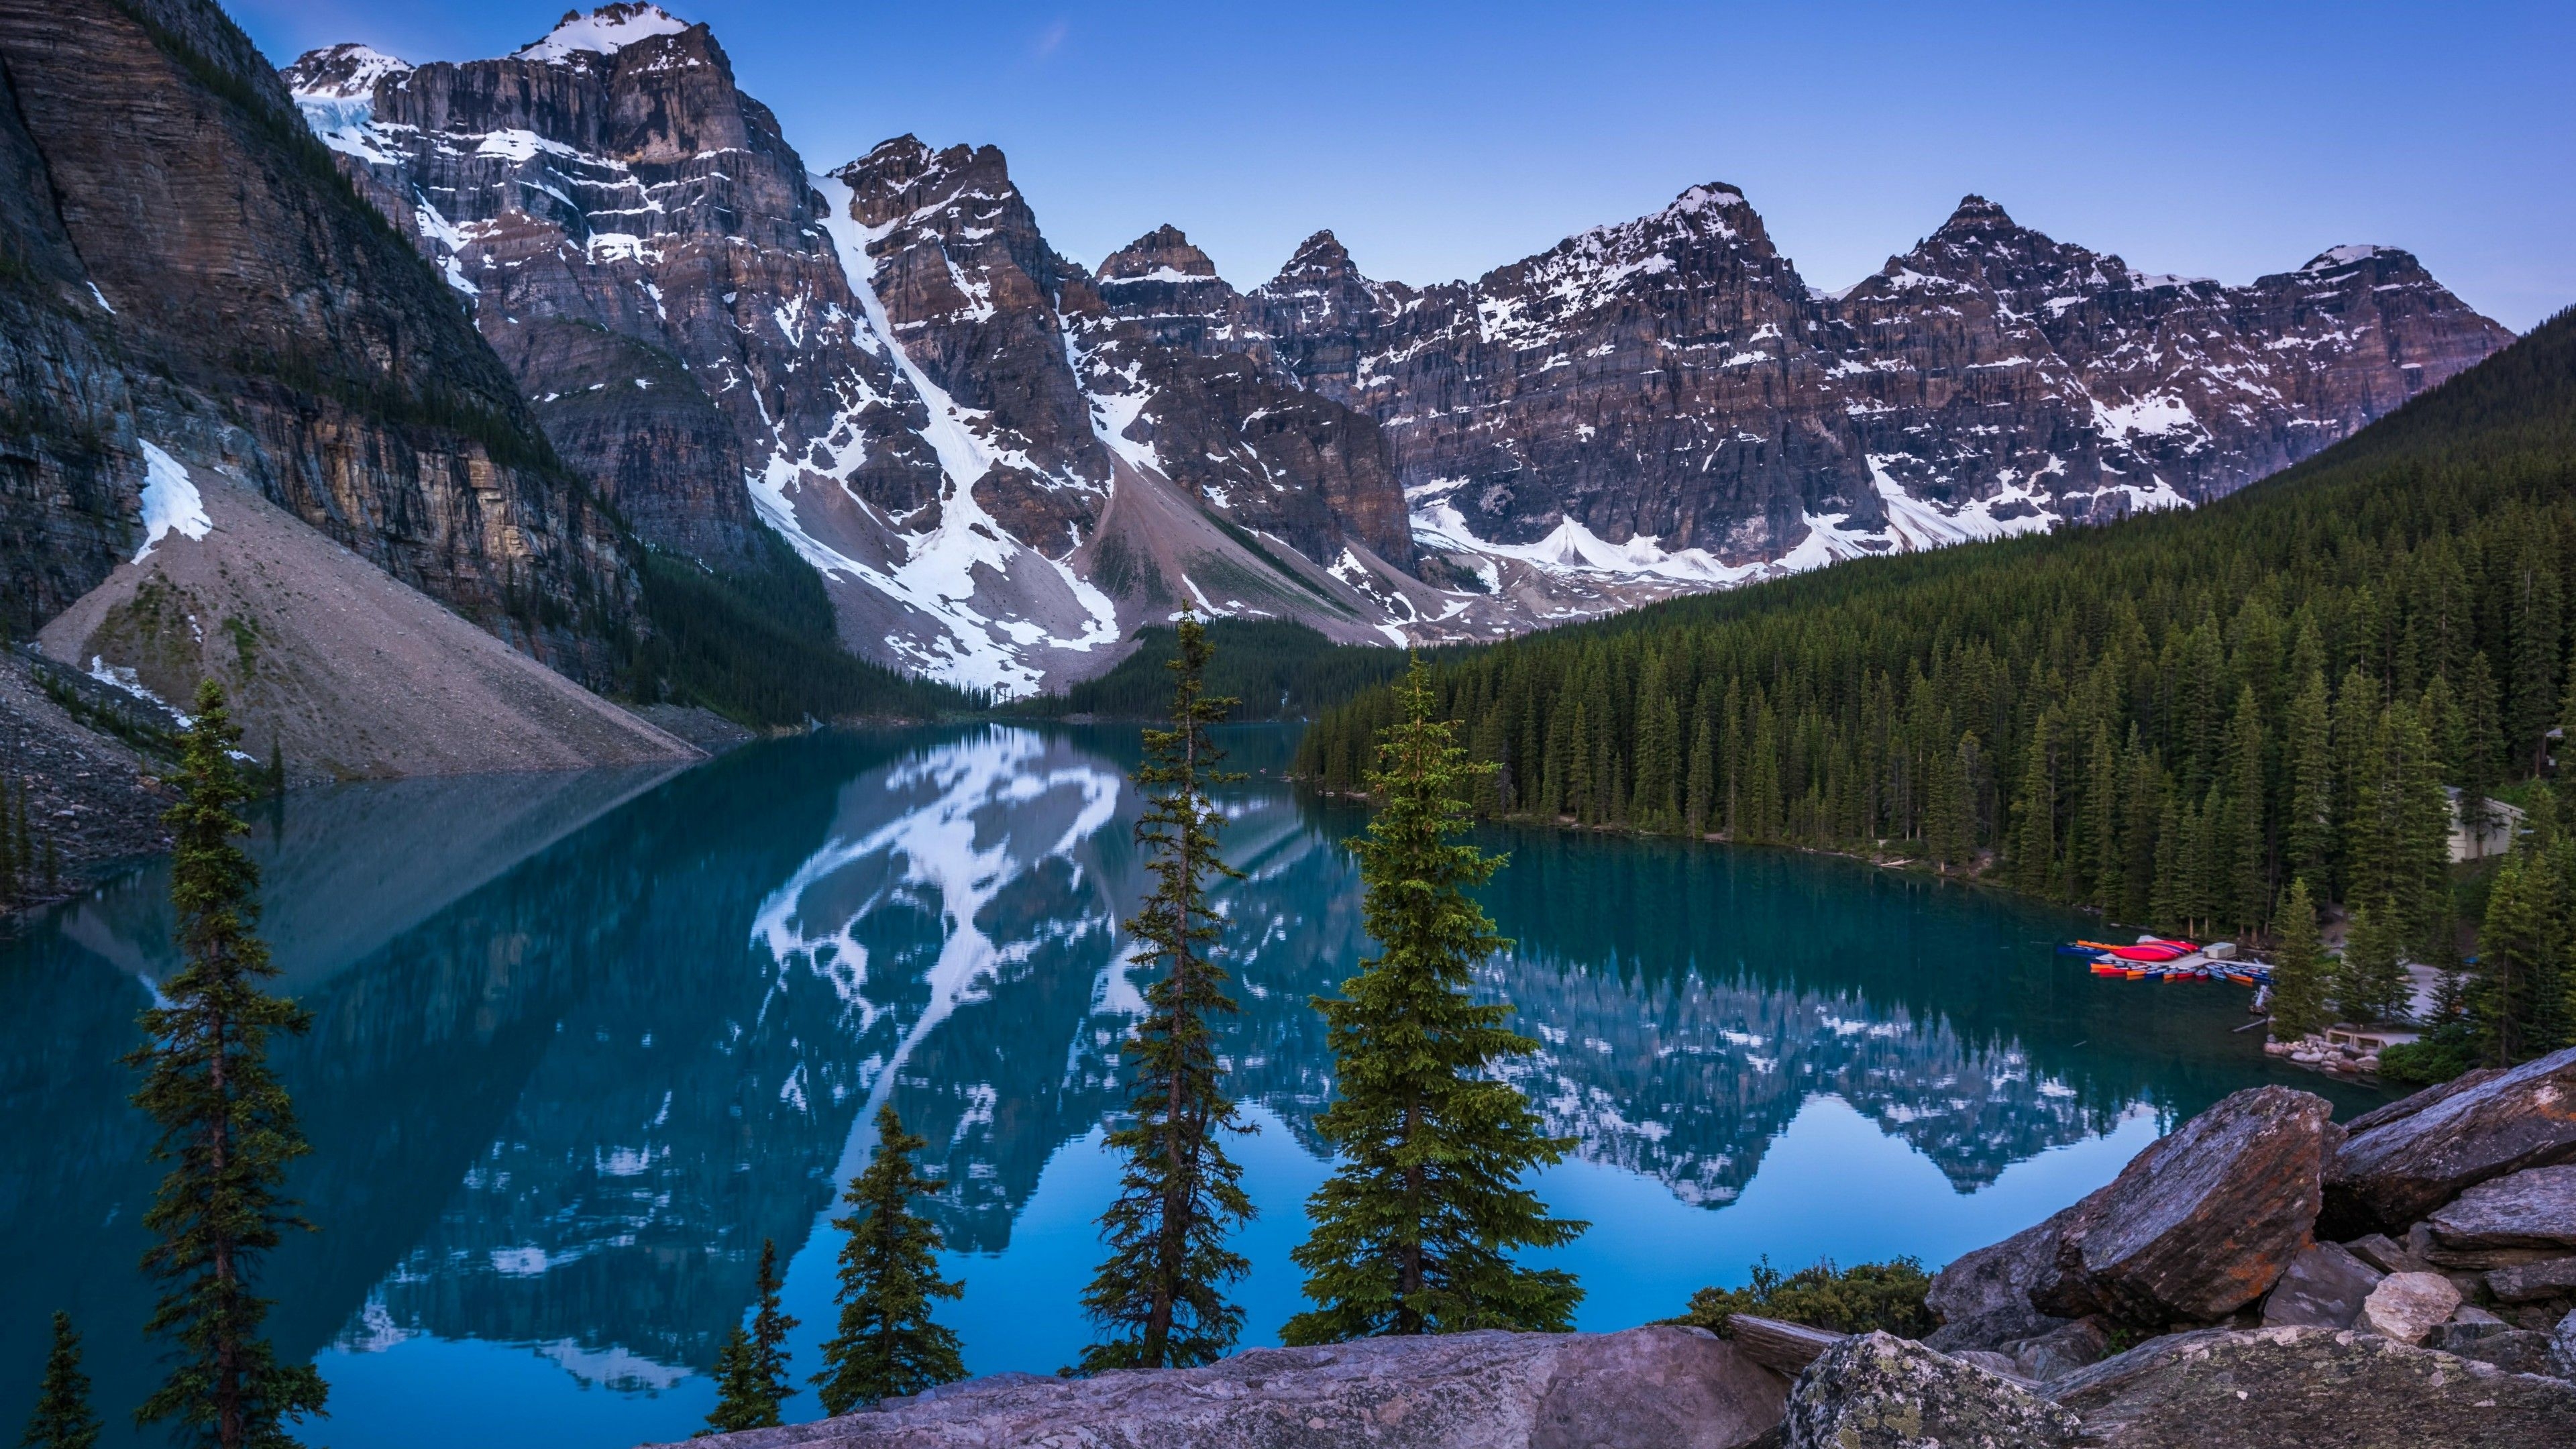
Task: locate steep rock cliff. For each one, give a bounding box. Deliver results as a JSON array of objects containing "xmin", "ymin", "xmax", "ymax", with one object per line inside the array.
[{"xmin": 0, "ymin": 0, "xmax": 633, "ymax": 674}]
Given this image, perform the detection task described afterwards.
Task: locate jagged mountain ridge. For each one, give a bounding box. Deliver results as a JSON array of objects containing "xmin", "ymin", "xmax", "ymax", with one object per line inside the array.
[
  {"xmin": 286, "ymin": 12, "xmax": 1436, "ymax": 694},
  {"xmin": 281, "ymin": 3, "xmax": 2511, "ymax": 696},
  {"xmin": 1122, "ymin": 189, "xmax": 2511, "ymax": 579}
]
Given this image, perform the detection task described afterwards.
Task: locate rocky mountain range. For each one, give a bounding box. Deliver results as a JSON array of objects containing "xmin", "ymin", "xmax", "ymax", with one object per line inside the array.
[
  {"xmin": 0, "ymin": 0, "xmax": 2519, "ymax": 735},
  {"xmin": 270, "ymin": 3, "xmax": 2512, "ymax": 697}
]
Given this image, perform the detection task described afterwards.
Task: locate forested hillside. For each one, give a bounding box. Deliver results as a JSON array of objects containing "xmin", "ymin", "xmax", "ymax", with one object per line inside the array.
[{"xmin": 1299, "ymin": 310, "xmax": 2576, "ymax": 968}]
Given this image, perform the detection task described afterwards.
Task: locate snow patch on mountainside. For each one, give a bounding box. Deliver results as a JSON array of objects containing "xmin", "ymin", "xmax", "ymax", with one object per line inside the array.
[
  {"xmin": 133, "ymin": 441, "xmax": 210, "ymax": 563},
  {"xmin": 751, "ymin": 174, "xmax": 1118, "ymax": 696}
]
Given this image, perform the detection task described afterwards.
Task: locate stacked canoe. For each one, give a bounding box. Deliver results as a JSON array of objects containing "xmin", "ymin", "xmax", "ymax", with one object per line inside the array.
[{"xmin": 2057, "ymin": 936, "xmax": 2273, "ymax": 986}]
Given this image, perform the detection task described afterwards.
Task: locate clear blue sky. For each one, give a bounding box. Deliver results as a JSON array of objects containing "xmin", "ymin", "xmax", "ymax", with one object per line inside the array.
[{"xmin": 234, "ymin": 0, "xmax": 2571, "ymax": 329}]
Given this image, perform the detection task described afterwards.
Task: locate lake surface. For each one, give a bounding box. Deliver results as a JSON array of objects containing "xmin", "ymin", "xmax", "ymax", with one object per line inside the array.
[{"xmin": 0, "ymin": 724, "xmax": 2386, "ymax": 1446}]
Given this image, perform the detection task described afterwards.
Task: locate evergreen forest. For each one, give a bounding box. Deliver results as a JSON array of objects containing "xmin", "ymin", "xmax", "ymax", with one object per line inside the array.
[{"xmin": 1299, "ymin": 309, "xmax": 2576, "ymax": 1052}]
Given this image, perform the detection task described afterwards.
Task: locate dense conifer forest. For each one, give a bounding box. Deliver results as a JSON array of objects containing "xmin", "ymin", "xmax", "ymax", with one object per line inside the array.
[{"xmin": 1298, "ymin": 311, "xmax": 2576, "ymax": 973}]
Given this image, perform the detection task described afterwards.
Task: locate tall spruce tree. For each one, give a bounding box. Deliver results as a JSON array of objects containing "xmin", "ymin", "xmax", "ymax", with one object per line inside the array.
[
  {"xmin": 700, "ymin": 1328, "xmax": 768, "ymax": 1436},
  {"xmin": 814, "ymin": 1107, "xmax": 965, "ymax": 1414},
  {"xmin": 125, "ymin": 680, "xmax": 327, "ymax": 1449},
  {"xmin": 2268, "ymin": 878, "xmax": 2330, "ymax": 1041},
  {"xmin": 20, "ymin": 1311, "xmax": 101, "ymax": 1449},
  {"xmin": 1284, "ymin": 659, "xmax": 1585, "ymax": 1345},
  {"xmin": 1078, "ymin": 612, "xmax": 1255, "ymax": 1372},
  {"xmin": 2474, "ymin": 846, "xmax": 2565, "ymax": 1065}
]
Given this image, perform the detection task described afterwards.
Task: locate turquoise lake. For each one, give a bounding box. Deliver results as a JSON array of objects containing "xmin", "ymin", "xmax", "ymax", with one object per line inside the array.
[{"xmin": 0, "ymin": 724, "xmax": 2387, "ymax": 1446}]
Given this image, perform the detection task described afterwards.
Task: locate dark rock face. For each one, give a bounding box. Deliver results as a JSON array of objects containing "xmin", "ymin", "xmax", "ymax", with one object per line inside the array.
[
  {"xmin": 677, "ymin": 1326, "xmax": 1788, "ymax": 1449},
  {"xmin": 1129, "ymin": 193, "xmax": 2510, "ymax": 577},
  {"xmin": 2323, "ymin": 1045, "xmax": 2576, "ymax": 1236},
  {"xmin": 282, "ymin": 11, "xmax": 937, "ymax": 572},
  {"xmin": 1927, "ymin": 1210, "xmax": 2082, "ymax": 1351},
  {"xmin": 2486, "ymin": 1254, "xmax": 2576, "ymax": 1302},
  {"xmin": 2426, "ymin": 1164, "xmax": 2576, "ymax": 1250},
  {"xmin": 2045, "ymin": 1326, "xmax": 2576, "ymax": 1448},
  {"xmin": 2259, "ymin": 1242, "xmax": 2383, "ymax": 1329},
  {"xmin": 1781, "ymin": 1332, "xmax": 2078, "ymax": 1449},
  {"xmin": 2032, "ymin": 1086, "xmax": 2339, "ymax": 1326},
  {"xmin": 1, "ymin": 0, "xmax": 633, "ymax": 674}
]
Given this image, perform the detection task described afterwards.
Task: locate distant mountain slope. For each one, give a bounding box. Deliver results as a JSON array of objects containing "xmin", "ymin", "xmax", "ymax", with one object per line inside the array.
[
  {"xmin": 37, "ymin": 455, "xmax": 699, "ymax": 779},
  {"xmin": 1298, "ymin": 307, "xmax": 2576, "ymax": 941}
]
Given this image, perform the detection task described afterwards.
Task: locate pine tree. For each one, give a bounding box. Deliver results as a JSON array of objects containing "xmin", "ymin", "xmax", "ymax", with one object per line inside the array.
[
  {"xmin": 1285, "ymin": 659, "xmax": 1585, "ymax": 1345},
  {"xmin": 2221, "ymin": 686, "xmax": 2269, "ymax": 934},
  {"xmin": 2474, "ymin": 846, "xmax": 2564, "ymax": 1065},
  {"xmin": 1079, "ymin": 612, "xmax": 1255, "ymax": 1372},
  {"xmin": 20, "ymin": 1311, "xmax": 101, "ymax": 1449},
  {"xmin": 2334, "ymin": 897, "xmax": 2412, "ymax": 1027},
  {"xmin": 125, "ymin": 680, "xmax": 327, "ymax": 1449},
  {"xmin": 2269, "ymin": 878, "xmax": 2331, "ymax": 1041},
  {"xmin": 2282, "ymin": 669, "xmax": 2334, "ymax": 894},
  {"xmin": 700, "ymin": 1328, "xmax": 767, "ymax": 1436},
  {"xmin": 814, "ymin": 1107, "xmax": 964, "ymax": 1415}
]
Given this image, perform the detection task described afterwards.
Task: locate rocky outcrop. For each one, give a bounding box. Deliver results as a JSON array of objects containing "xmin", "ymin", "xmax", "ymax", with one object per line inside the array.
[
  {"xmin": 2044, "ymin": 1326, "xmax": 2576, "ymax": 1448},
  {"xmin": 2424, "ymin": 1164, "xmax": 2576, "ymax": 1250},
  {"xmin": 671, "ymin": 1326, "xmax": 1788, "ymax": 1449},
  {"xmin": 2029, "ymin": 1086, "xmax": 2337, "ymax": 1326},
  {"xmin": 1780, "ymin": 1332, "xmax": 2078, "ymax": 1448},
  {"xmin": 2321, "ymin": 1044, "xmax": 2576, "ymax": 1235},
  {"xmin": 0, "ymin": 0, "xmax": 634, "ymax": 678}
]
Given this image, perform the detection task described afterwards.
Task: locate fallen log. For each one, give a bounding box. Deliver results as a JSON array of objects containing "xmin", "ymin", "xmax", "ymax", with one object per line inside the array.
[{"xmin": 1725, "ymin": 1314, "xmax": 1849, "ymax": 1375}]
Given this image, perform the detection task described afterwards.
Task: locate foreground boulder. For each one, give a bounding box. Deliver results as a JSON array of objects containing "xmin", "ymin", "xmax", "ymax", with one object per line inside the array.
[
  {"xmin": 1925, "ymin": 1212, "xmax": 2080, "ymax": 1352},
  {"xmin": 2322, "ymin": 1044, "xmax": 2576, "ymax": 1235},
  {"xmin": 1780, "ymin": 1332, "xmax": 2077, "ymax": 1449},
  {"xmin": 670, "ymin": 1327, "xmax": 1786, "ymax": 1449},
  {"xmin": 2354, "ymin": 1271, "xmax": 2460, "ymax": 1344},
  {"xmin": 2425, "ymin": 1163, "xmax": 2576, "ymax": 1250},
  {"xmin": 2045, "ymin": 1326, "xmax": 2576, "ymax": 1447},
  {"xmin": 2031, "ymin": 1086, "xmax": 2339, "ymax": 1325},
  {"xmin": 2258, "ymin": 1242, "xmax": 2382, "ymax": 1329}
]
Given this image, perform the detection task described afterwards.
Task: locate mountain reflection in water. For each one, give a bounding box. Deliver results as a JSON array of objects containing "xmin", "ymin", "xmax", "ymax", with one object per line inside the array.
[{"xmin": 0, "ymin": 724, "xmax": 2385, "ymax": 1447}]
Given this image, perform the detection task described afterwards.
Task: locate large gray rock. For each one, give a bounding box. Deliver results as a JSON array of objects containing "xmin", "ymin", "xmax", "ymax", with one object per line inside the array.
[
  {"xmin": 1997, "ymin": 1318, "xmax": 2111, "ymax": 1383},
  {"xmin": 2322, "ymin": 1044, "xmax": 2576, "ymax": 1236},
  {"xmin": 2487, "ymin": 1254, "xmax": 2576, "ymax": 1303},
  {"xmin": 2031, "ymin": 1086, "xmax": 2339, "ymax": 1326},
  {"xmin": 674, "ymin": 1326, "xmax": 1788, "ymax": 1449},
  {"xmin": 1925, "ymin": 1210, "xmax": 2080, "ymax": 1352},
  {"xmin": 1781, "ymin": 1332, "xmax": 2077, "ymax": 1448},
  {"xmin": 2259, "ymin": 1241, "xmax": 2383, "ymax": 1329},
  {"xmin": 2045, "ymin": 1326, "xmax": 2576, "ymax": 1446},
  {"xmin": 2426, "ymin": 1163, "xmax": 2576, "ymax": 1250},
  {"xmin": 2553, "ymin": 1309, "xmax": 2576, "ymax": 1378}
]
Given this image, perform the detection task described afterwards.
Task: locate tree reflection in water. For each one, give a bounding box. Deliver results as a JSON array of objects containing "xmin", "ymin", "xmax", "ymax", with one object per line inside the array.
[{"xmin": 0, "ymin": 725, "xmax": 2385, "ymax": 1444}]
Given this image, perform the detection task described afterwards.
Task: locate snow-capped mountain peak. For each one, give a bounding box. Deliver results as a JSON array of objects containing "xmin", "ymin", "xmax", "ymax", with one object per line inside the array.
[
  {"xmin": 513, "ymin": 3, "xmax": 691, "ymax": 62},
  {"xmin": 280, "ymin": 42, "xmax": 411, "ymax": 101}
]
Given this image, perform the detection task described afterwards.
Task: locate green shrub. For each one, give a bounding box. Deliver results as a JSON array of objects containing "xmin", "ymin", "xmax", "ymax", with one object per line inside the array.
[
  {"xmin": 2378, "ymin": 1029, "xmax": 2475, "ymax": 1087},
  {"xmin": 1675, "ymin": 1255, "xmax": 1935, "ymax": 1339}
]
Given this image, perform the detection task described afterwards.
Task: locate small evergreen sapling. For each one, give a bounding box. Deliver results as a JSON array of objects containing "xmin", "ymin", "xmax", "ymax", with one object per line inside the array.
[
  {"xmin": 1284, "ymin": 658, "xmax": 1585, "ymax": 1344},
  {"xmin": 20, "ymin": 1311, "xmax": 101, "ymax": 1449},
  {"xmin": 702, "ymin": 1238, "xmax": 796, "ymax": 1432},
  {"xmin": 814, "ymin": 1107, "xmax": 964, "ymax": 1414},
  {"xmin": 125, "ymin": 680, "xmax": 327, "ymax": 1449},
  {"xmin": 1079, "ymin": 612, "xmax": 1256, "ymax": 1372}
]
